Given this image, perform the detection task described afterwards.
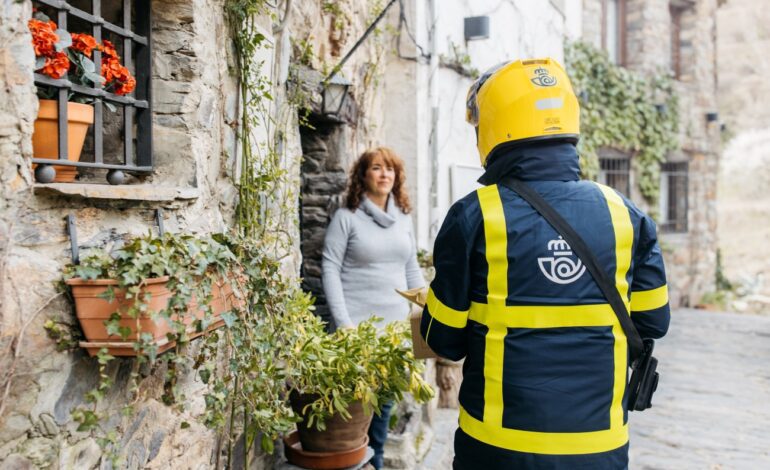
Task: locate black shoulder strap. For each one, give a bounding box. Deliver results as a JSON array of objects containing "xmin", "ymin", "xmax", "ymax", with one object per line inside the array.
[{"xmin": 499, "ymin": 177, "xmax": 644, "ymax": 362}]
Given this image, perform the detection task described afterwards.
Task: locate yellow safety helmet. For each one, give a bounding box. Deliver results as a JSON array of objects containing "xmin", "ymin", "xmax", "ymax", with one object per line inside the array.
[{"xmin": 466, "ymin": 58, "xmax": 580, "ymax": 167}]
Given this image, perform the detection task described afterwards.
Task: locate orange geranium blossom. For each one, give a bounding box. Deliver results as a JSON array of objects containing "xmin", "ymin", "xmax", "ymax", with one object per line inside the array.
[
  {"xmin": 28, "ymin": 17, "xmax": 136, "ymax": 96},
  {"xmin": 41, "ymin": 52, "xmax": 70, "ymax": 79},
  {"xmin": 71, "ymin": 33, "xmax": 99, "ymax": 58},
  {"xmin": 28, "ymin": 19, "xmax": 59, "ymax": 57}
]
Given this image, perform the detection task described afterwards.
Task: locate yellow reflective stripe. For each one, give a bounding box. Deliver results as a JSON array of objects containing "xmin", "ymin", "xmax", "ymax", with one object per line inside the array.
[
  {"xmin": 476, "ymin": 185, "xmax": 508, "ymax": 428},
  {"xmin": 425, "ymin": 287, "xmax": 469, "ymax": 329},
  {"xmin": 595, "ymin": 183, "xmax": 634, "ymax": 432},
  {"xmin": 459, "ymin": 407, "xmax": 629, "ymax": 455},
  {"xmin": 469, "ymin": 302, "xmax": 616, "ymax": 328},
  {"xmin": 631, "ymin": 285, "xmax": 669, "ymax": 312},
  {"xmin": 478, "ymin": 186, "xmax": 509, "ymax": 303}
]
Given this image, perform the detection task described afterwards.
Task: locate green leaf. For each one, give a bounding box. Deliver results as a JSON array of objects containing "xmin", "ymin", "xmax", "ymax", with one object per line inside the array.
[
  {"xmin": 220, "ymin": 311, "xmax": 237, "ymax": 328},
  {"xmin": 55, "ymin": 30, "xmax": 72, "ymax": 51}
]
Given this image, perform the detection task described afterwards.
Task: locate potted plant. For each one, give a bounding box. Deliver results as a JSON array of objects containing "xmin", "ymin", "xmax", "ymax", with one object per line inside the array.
[
  {"xmin": 62, "ymin": 232, "xmax": 240, "ymax": 357},
  {"xmin": 29, "ymin": 12, "xmax": 136, "ymax": 182},
  {"xmin": 284, "ymin": 318, "xmax": 434, "ymax": 464}
]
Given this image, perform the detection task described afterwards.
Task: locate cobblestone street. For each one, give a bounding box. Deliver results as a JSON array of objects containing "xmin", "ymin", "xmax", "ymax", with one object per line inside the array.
[{"xmin": 419, "ymin": 309, "xmax": 770, "ymax": 469}]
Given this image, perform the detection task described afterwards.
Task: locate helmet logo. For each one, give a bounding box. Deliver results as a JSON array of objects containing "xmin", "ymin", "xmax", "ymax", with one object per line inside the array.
[
  {"xmin": 537, "ymin": 236, "xmax": 586, "ymax": 284},
  {"xmin": 531, "ymin": 67, "xmax": 557, "ymax": 87}
]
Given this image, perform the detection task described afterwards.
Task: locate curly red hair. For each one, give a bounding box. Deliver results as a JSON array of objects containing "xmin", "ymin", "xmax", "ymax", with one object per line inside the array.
[{"xmin": 345, "ymin": 147, "xmax": 412, "ymax": 214}]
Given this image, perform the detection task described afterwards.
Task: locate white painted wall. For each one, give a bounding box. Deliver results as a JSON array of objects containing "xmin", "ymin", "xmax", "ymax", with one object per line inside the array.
[
  {"xmin": 431, "ymin": 0, "xmax": 566, "ymax": 245},
  {"xmin": 383, "ymin": 0, "xmax": 566, "ymax": 250}
]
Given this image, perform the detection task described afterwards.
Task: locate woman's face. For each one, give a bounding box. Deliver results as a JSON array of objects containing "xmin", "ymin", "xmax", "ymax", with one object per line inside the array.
[{"xmin": 364, "ymin": 155, "xmax": 395, "ymax": 198}]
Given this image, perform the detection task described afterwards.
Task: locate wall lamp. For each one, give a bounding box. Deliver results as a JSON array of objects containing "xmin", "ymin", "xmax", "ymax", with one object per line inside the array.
[{"xmin": 464, "ymin": 16, "xmax": 490, "ymax": 41}]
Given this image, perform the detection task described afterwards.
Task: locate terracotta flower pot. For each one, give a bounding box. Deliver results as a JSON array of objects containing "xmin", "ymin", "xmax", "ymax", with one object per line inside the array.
[
  {"xmin": 32, "ymin": 100, "xmax": 94, "ymax": 183},
  {"xmin": 283, "ymin": 430, "xmax": 370, "ymax": 470},
  {"xmin": 66, "ymin": 276, "xmax": 173, "ymax": 356},
  {"xmin": 183, "ymin": 274, "xmax": 246, "ymax": 327},
  {"xmin": 289, "ymin": 391, "xmax": 374, "ymax": 453}
]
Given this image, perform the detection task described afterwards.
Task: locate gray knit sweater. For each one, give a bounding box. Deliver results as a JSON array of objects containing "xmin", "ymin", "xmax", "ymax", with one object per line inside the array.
[{"xmin": 322, "ymin": 195, "xmax": 424, "ymax": 328}]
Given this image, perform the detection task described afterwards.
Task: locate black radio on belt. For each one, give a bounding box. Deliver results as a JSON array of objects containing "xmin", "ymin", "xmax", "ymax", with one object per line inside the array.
[{"xmin": 627, "ymin": 338, "xmax": 659, "ymax": 411}]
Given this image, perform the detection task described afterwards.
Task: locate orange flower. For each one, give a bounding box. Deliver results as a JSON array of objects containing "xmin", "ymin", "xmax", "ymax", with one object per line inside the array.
[
  {"xmin": 101, "ymin": 57, "xmax": 124, "ymax": 83},
  {"xmin": 101, "ymin": 39, "xmax": 118, "ymax": 60},
  {"xmin": 28, "ymin": 19, "xmax": 58, "ymax": 57},
  {"xmin": 71, "ymin": 33, "xmax": 99, "ymax": 58},
  {"xmin": 114, "ymin": 75, "xmax": 136, "ymax": 96},
  {"xmin": 41, "ymin": 52, "xmax": 70, "ymax": 79}
]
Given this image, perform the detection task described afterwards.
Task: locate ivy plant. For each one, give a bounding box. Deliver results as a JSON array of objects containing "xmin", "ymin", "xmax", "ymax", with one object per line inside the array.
[{"xmin": 564, "ymin": 41, "xmax": 680, "ymax": 203}]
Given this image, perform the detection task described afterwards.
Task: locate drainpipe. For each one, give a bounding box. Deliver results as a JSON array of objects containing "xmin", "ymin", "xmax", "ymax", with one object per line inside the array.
[{"xmin": 428, "ymin": 0, "xmax": 439, "ymax": 242}]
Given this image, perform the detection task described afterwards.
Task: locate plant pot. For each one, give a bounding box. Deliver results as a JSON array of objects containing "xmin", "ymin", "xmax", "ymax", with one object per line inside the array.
[
  {"xmin": 33, "ymin": 100, "xmax": 94, "ymax": 183},
  {"xmin": 283, "ymin": 430, "xmax": 370, "ymax": 470},
  {"xmin": 184, "ymin": 274, "xmax": 245, "ymax": 327},
  {"xmin": 66, "ymin": 276, "xmax": 173, "ymax": 356},
  {"xmin": 289, "ymin": 392, "xmax": 374, "ymax": 453}
]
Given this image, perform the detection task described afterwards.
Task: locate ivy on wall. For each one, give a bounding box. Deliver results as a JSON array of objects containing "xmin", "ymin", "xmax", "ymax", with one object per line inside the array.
[
  {"xmin": 225, "ymin": 0, "xmax": 291, "ymax": 240},
  {"xmin": 565, "ymin": 41, "xmax": 680, "ymax": 203}
]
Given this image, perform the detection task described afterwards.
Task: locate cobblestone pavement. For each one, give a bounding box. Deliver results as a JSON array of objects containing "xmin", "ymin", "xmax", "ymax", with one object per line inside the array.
[{"xmin": 419, "ymin": 309, "xmax": 770, "ymax": 469}]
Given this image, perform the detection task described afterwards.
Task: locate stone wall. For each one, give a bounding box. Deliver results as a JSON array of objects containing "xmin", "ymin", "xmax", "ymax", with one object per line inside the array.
[
  {"xmin": 0, "ymin": 0, "xmax": 282, "ymax": 467},
  {"xmin": 580, "ymin": 0, "xmax": 720, "ymax": 307}
]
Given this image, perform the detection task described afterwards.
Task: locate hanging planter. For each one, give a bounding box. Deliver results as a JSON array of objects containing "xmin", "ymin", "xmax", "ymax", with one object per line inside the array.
[
  {"xmin": 62, "ymin": 233, "xmax": 241, "ymax": 357},
  {"xmin": 66, "ymin": 276, "xmax": 175, "ymax": 356}
]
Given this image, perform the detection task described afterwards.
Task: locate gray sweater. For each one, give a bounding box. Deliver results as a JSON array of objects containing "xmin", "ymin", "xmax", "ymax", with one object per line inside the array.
[{"xmin": 322, "ymin": 195, "xmax": 424, "ymax": 328}]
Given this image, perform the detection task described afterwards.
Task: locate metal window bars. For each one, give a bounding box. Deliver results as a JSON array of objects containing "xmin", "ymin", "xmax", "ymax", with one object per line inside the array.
[
  {"xmin": 660, "ymin": 161, "xmax": 689, "ymax": 233},
  {"xmin": 599, "ymin": 157, "xmax": 631, "ymax": 196},
  {"xmin": 32, "ymin": 0, "xmax": 152, "ymax": 184}
]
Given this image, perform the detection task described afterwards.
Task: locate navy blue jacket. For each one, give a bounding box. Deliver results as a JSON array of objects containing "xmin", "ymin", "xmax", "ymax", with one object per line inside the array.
[{"xmin": 421, "ymin": 142, "xmax": 670, "ymax": 469}]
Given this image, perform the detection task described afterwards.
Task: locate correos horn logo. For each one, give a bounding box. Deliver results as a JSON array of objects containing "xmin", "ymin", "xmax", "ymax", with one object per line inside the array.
[
  {"xmin": 537, "ymin": 236, "xmax": 586, "ymax": 284},
  {"xmin": 531, "ymin": 67, "xmax": 557, "ymax": 87}
]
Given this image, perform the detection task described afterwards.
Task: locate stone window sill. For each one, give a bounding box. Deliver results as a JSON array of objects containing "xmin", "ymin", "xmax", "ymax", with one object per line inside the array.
[{"xmin": 34, "ymin": 183, "xmax": 199, "ymax": 204}]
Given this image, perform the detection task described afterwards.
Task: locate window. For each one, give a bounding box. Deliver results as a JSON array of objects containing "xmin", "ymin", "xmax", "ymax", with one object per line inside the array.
[
  {"xmin": 659, "ymin": 162, "xmax": 688, "ymax": 233},
  {"xmin": 598, "ymin": 151, "xmax": 631, "ymax": 196},
  {"xmin": 31, "ymin": 0, "xmax": 152, "ymax": 184},
  {"xmin": 602, "ymin": 0, "xmax": 626, "ymax": 65},
  {"xmin": 670, "ymin": 4, "xmax": 683, "ymax": 79}
]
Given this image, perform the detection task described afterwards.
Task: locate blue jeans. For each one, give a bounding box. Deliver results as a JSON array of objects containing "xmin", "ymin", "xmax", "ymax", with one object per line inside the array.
[{"xmin": 367, "ymin": 401, "xmax": 394, "ymax": 470}]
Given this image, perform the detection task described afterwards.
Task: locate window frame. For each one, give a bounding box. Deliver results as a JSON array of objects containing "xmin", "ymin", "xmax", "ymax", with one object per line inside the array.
[
  {"xmin": 598, "ymin": 149, "xmax": 632, "ymax": 196},
  {"xmin": 659, "ymin": 161, "xmax": 689, "ymax": 233},
  {"xmin": 601, "ymin": 0, "xmax": 627, "ymax": 66}
]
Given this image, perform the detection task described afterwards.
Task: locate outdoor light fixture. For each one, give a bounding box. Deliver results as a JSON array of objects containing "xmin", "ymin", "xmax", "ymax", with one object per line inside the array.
[
  {"xmin": 464, "ymin": 16, "xmax": 490, "ymax": 41},
  {"xmin": 322, "ymin": 74, "xmax": 352, "ymax": 119}
]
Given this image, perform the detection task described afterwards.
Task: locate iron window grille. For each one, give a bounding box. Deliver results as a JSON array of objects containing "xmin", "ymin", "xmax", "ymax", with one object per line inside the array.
[
  {"xmin": 599, "ymin": 156, "xmax": 631, "ymax": 196},
  {"xmin": 659, "ymin": 161, "xmax": 689, "ymax": 233},
  {"xmin": 32, "ymin": 0, "xmax": 152, "ymax": 184}
]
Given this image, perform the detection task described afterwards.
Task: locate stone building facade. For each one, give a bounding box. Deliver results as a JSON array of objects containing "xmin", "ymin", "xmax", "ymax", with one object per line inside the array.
[
  {"xmin": 576, "ymin": 0, "xmax": 722, "ymax": 307},
  {"xmin": 0, "ymin": 0, "xmax": 392, "ymax": 467}
]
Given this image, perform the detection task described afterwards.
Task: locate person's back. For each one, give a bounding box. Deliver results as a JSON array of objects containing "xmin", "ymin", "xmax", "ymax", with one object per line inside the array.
[{"xmin": 420, "ymin": 59, "xmax": 670, "ymax": 469}]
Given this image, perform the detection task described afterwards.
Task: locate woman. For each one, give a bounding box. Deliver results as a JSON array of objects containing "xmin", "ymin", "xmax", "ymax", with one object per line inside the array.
[{"xmin": 322, "ymin": 147, "xmax": 425, "ymax": 469}]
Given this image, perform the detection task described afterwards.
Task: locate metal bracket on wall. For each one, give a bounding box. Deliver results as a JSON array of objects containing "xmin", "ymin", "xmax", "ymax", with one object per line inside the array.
[
  {"xmin": 66, "ymin": 214, "xmax": 79, "ymax": 265},
  {"xmin": 155, "ymin": 208, "xmax": 165, "ymax": 236}
]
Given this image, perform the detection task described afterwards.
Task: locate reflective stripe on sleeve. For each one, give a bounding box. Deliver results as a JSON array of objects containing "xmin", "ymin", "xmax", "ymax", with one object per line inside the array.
[
  {"xmin": 425, "ymin": 287, "xmax": 469, "ymax": 329},
  {"xmin": 630, "ymin": 285, "xmax": 669, "ymax": 312}
]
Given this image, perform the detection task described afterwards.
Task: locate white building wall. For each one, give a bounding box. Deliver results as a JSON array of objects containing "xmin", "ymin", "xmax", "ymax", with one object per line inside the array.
[{"xmin": 425, "ymin": 0, "xmax": 566, "ymax": 246}]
